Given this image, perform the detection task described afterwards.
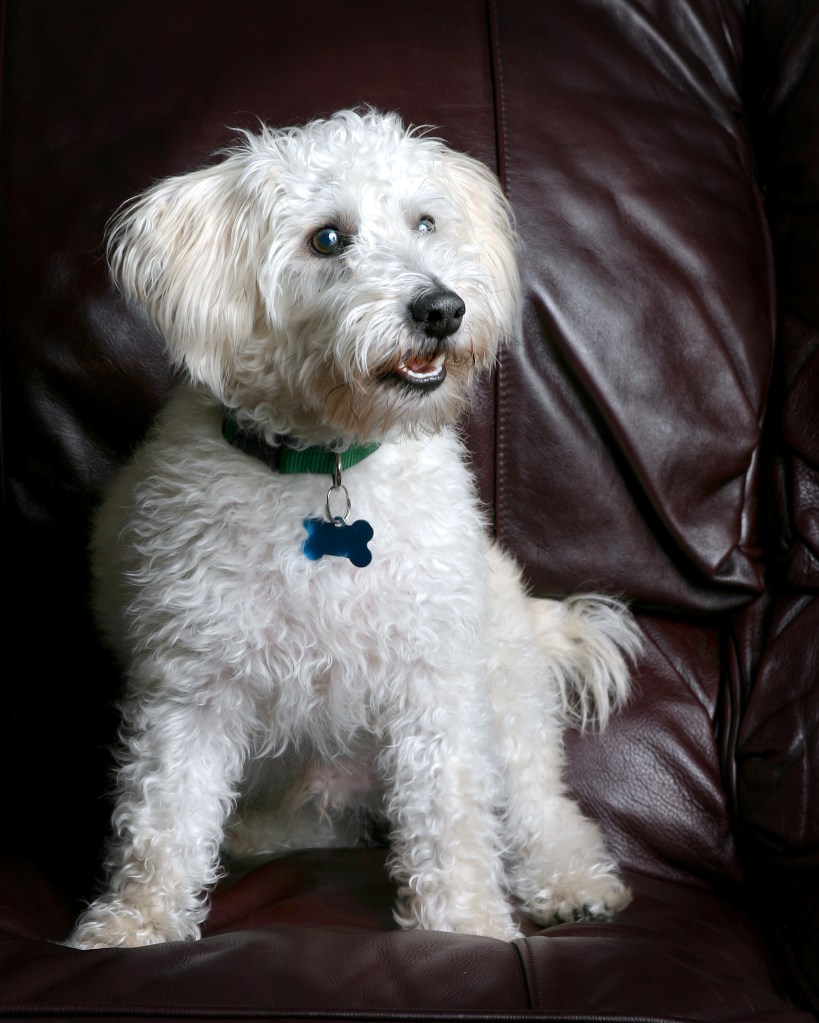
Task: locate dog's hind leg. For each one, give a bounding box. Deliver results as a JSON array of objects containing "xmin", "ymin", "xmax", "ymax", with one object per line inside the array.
[
  {"xmin": 66, "ymin": 663, "xmax": 252, "ymax": 948},
  {"xmin": 485, "ymin": 544, "xmax": 636, "ymax": 926}
]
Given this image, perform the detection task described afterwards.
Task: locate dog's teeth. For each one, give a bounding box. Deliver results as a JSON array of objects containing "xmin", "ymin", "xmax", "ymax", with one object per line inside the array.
[{"xmin": 397, "ymin": 352, "xmax": 447, "ymax": 381}]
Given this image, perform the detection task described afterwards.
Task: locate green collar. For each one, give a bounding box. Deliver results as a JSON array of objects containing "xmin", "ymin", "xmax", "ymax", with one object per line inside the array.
[{"xmin": 222, "ymin": 412, "xmax": 380, "ymax": 475}]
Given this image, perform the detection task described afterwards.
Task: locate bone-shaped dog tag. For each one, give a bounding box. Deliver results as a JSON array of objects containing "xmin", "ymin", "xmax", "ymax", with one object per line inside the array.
[{"xmin": 303, "ymin": 516, "xmax": 374, "ymax": 568}]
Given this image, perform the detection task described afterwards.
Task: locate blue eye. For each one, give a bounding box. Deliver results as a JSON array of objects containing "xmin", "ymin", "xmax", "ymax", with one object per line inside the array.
[
  {"xmin": 310, "ymin": 226, "xmax": 345, "ymax": 256},
  {"xmin": 417, "ymin": 216, "xmax": 435, "ymax": 233}
]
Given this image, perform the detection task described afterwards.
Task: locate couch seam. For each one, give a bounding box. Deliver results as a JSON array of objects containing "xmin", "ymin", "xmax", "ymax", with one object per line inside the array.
[{"xmin": 485, "ymin": 0, "xmax": 510, "ymax": 544}]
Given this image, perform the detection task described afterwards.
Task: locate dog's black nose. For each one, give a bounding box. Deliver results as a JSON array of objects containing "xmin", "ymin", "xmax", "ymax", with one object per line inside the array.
[{"xmin": 410, "ymin": 288, "xmax": 466, "ymax": 340}]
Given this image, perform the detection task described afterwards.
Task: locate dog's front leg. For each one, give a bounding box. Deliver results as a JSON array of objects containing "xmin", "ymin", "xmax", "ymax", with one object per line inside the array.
[
  {"xmin": 379, "ymin": 674, "xmax": 519, "ymax": 941},
  {"xmin": 67, "ymin": 688, "xmax": 249, "ymax": 949}
]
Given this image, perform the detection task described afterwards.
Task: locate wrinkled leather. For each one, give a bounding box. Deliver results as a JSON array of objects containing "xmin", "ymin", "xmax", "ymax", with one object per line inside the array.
[
  {"xmin": 746, "ymin": 0, "xmax": 819, "ymax": 591},
  {"xmin": 2, "ymin": 0, "xmax": 817, "ymax": 1019},
  {"xmin": 489, "ymin": 1, "xmax": 772, "ymax": 611}
]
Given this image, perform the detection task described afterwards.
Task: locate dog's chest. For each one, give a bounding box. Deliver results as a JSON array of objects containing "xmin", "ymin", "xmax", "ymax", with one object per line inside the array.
[
  {"xmin": 99, "ymin": 415, "xmax": 494, "ymax": 748},
  {"xmin": 195, "ymin": 434, "xmax": 490, "ymax": 702}
]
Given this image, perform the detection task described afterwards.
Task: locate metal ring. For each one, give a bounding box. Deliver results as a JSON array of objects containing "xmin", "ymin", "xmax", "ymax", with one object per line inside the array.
[{"xmin": 326, "ymin": 483, "xmax": 351, "ymax": 523}]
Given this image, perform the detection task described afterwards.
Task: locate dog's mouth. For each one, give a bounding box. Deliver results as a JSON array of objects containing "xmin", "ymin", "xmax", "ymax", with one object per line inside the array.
[{"xmin": 382, "ymin": 351, "xmax": 447, "ymax": 391}]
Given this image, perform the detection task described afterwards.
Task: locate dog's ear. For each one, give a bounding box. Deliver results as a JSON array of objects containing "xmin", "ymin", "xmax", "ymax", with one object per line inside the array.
[
  {"xmin": 439, "ymin": 149, "xmax": 522, "ymax": 338},
  {"xmin": 107, "ymin": 155, "xmax": 263, "ymax": 395}
]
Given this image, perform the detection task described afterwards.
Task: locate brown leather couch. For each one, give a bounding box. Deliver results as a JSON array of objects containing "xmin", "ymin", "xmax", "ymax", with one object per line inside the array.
[{"xmin": 2, "ymin": 1, "xmax": 817, "ymax": 1020}]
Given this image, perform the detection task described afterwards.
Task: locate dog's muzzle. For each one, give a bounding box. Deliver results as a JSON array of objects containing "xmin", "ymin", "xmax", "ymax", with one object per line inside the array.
[{"xmin": 384, "ymin": 287, "xmax": 465, "ymax": 390}]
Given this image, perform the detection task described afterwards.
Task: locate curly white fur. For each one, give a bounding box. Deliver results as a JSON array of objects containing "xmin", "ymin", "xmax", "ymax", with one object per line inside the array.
[{"xmin": 67, "ymin": 109, "xmax": 640, "ymax": 949}]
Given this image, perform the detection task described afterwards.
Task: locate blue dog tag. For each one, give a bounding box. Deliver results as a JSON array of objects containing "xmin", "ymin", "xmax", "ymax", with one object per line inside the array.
[{"xmin": 303, "ymin": 516, "xmax": 374, "ymax": 568}]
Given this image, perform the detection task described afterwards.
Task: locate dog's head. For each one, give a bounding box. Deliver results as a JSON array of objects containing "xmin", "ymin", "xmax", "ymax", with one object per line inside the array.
[{"xmin": 108, "ymin": 108, "xmax": 520, "ymax": 444}]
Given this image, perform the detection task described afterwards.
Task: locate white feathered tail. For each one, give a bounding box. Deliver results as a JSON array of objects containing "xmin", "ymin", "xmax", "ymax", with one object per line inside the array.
[{"xmin": 529, "ymin": 593, "xmax": 641, "ymax": 732}]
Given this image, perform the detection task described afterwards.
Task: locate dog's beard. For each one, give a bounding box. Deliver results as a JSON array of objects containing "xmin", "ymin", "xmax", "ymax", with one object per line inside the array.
[
  {"xmin": 315, "ymin": 339, "xmax": 486, "ymax": 443},
  {"xmin": 315, "ymin": 287, "xmax": 499, "ymax": 441}
]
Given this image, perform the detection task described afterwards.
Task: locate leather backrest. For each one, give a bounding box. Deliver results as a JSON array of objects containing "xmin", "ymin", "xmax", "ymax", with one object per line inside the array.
[{"xmin": 2, "ymin": 0, "xmax": 815, "ymax": 909}]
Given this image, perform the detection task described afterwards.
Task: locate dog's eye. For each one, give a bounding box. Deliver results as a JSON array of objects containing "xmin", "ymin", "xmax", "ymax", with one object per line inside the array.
[
  {"xmin": 417, "ymin": 216, "xmax": 435, "ymax": 234},
  {"xmin": 310, "ymin": 226, "xmax": 346, "ymax": 256}
]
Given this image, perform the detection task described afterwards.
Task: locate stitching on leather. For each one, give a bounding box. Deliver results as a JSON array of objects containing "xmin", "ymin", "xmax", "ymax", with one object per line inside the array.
[{"xmin": 485, "ymin": 0, "xmax": 511, "ymax": 543}]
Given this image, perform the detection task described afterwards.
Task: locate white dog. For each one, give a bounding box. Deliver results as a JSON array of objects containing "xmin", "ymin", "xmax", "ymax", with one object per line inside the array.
[{"xmin": 68, "ymin": 108, "xmax": 639, "ymax": 949}]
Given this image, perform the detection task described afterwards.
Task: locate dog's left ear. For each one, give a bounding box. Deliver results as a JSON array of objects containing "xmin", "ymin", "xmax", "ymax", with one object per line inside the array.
[
  {"xmin": 106, "ymin": 154, "xmax": 265, "ymax": 396},
  {"xmin": 439, "ymin": 149, "xmax": 522, "ymax": 337}
]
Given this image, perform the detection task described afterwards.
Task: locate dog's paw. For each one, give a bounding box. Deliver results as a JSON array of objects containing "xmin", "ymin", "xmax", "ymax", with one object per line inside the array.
[
  {"xmin": 520, "ymin": 869, "xmax": 632, "ymax": 927},
  {"xmin": 65, "ymin": 898, "xmax": 200, "ymax": 949},
  {"xmin": 452, "ymin": 914, "xmax": 523, "ymax": 941},
  {"xmin": 402, "ymin": 910, "xmax": 523, "ymax": 942},
  {"xmin": 395, "ymin": 889, "xmax": 522, "ymax": 941}
]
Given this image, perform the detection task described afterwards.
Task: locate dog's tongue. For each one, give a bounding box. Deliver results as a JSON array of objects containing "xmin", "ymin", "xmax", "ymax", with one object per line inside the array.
[{"xmin": 405, "ymin": 356, "xmax": 439, "ymax": 375}]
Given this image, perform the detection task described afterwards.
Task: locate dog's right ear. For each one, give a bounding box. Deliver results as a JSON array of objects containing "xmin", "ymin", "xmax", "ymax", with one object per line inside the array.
[{"xmin": 107, "ymin": 155, "xmax": 264, "ymax": 396}]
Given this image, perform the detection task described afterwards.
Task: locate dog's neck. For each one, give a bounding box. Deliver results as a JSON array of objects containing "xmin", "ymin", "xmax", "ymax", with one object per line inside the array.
[{"xmin": 221, "ymin": 411, "xmax": 380, "ymax": 474}]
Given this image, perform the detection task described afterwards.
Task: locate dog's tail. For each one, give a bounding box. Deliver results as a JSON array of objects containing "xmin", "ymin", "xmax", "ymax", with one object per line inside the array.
[{"xmin": 529, "ymin": 594, "xmax": 642, "ymax": 733}]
